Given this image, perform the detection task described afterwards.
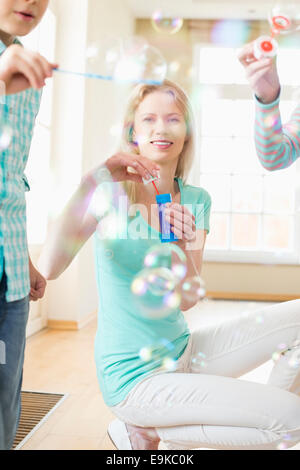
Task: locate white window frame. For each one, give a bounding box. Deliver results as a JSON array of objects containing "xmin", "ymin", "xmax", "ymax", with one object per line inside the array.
[{"xmin": 192, "ymin": 43, "xmax": 300, "ymax": 265}]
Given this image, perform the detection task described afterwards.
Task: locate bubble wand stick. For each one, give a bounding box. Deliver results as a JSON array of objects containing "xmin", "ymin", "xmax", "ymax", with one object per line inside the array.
[
  {"xmin": 53, "ymin": 67, "xmax": 163, "ymax": 86},
  {"xmin": 253, "ymin": 4, "xmax": 300, "ymax": 60}
]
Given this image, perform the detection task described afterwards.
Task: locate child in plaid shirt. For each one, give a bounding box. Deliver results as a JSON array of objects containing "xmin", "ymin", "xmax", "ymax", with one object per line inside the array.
[{"xmin": 0, "ymin": 0, "xmax": 57, "ymax": 449}]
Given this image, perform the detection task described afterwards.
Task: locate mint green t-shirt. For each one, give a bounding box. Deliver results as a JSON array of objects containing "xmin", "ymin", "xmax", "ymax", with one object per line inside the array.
[{"xmin": 91, "ymin": 178, "xmax": 211, "ymax": 407}]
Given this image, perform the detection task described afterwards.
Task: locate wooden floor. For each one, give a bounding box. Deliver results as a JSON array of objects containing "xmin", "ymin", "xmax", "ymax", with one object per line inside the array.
[
  {"xmin": 20, "ymin": 299, "xmax": 300, "ymax": 450},
  {"xmin": 22, "ymin": 319, "xmax": 116, "ymax": 450}
]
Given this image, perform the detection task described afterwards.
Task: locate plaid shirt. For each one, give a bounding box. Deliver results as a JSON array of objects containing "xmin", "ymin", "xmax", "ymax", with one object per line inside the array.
[{"xmin": 0, "ymin": 38, "xmax": 42, "ymax": 301}]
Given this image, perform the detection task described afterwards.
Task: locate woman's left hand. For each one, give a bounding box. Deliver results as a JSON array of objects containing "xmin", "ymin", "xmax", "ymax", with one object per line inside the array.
[{"xmin": 165, "ymin": 203, "xmax": 196, "ymax": 244}]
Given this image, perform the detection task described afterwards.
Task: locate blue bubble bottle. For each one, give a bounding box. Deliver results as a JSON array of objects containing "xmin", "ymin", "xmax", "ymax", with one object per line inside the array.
[{"xmin": 156, "ymin": 193, "xmax": 178, "ymax": 243}]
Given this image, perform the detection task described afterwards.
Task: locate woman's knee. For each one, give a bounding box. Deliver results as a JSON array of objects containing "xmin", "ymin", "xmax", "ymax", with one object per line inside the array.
[{"xmin": 271, "ymin": 390, "xmax": 300, "ymax": 434}]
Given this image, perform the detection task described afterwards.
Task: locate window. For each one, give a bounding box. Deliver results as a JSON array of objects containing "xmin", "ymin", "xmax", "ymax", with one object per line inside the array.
[
  {"xmin": 193, "ymin": 45, "xmax": 300, "ymax": 264},
  {"xmin": 23, "ymin": 10, "xmax": 56, "ymax": 245}
]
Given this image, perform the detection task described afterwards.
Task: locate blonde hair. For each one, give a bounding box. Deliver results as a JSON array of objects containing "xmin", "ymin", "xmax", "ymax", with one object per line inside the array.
[{"xmin": 120, "ymin": 79, "xmax": 196, "ymax": 203}]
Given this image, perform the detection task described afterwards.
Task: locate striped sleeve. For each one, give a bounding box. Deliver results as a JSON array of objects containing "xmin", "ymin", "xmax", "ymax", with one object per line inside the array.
[{"xmin": 255, "ymin": 94, "xmax": 300, "ymax": 171}]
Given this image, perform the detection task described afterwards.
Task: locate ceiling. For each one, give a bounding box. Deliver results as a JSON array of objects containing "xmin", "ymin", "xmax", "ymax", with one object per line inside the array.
[{"xmin": 126, "ymin": 0, "xmax": 290, "ymax": 20}]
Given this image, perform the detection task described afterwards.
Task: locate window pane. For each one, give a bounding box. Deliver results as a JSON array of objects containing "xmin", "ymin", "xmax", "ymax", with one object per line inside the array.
[
  {"xmin": 200, "ymin": 174, "xmax": 231, "ymax": 211},
  {"xmin": 264, "ymin": 174, "xmax": 295, "ymax": 214},
  {"xmin": 205, "ymin": 213, "xmax": 229, "ymax": 249},
  {"xmin": 200, "ymin": 137, "xmax": 234, "ymax": 173},
  {"xmin": 196, "ymin": 45, "xmax": 299, "ymax": 262},
  {"xmin": 232, "ymin": 175, "xmax": 263, "ymax": 212},
  {"xmin": 198, "ymin": 47, "xmax": 247, "ymax": 84},
  {"xmin": 201, "ymin": 100, "xmax": 255, "ymax": 139},
  {"xmin": 262, "ymin": 215, "xmax": 293, "ymax": 251},
  {"xmin": 280, "ymin": 100, "xmax": 300, "ymax": 122},
  {"xmin": 277, "ymin": 49, "xmax": 300, "ymax": 86},
  {"xmin": 232, "ymin": 137, "xmax": 264, "ymax": 175},
  {"xmin": 231, "ymin": 214, "xmax": 260, "ymax": 249},
  {"xmin": 234, "ymin": 101, "xmax": 255, "ymax": 137},
  {"xmin": 201, "ymin": 99, "xmax": 234, "ymax": 137}
]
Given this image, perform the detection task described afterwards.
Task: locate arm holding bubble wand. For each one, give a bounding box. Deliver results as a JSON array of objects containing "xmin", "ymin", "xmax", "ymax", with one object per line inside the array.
[
  {"xmin": 38, "ymin": 153, "xmax": 160, "ymax": 280},
  {"xmin": 0, "ymin": 43, "xmax": 57, "ymax": 94},
  {"xmin": 238, "ymin": 3, "xmax": 300, "ymax": 171}
]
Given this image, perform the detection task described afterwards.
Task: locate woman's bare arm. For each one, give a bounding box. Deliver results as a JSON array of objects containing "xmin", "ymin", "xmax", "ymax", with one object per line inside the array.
[{"xmin": 38, "ymin": 154, "xmax": 160, "ymax": 280}]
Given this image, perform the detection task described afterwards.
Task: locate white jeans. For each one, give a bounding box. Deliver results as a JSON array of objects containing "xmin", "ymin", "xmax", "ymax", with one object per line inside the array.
[{"xmin": 110, "ymin": 299, "xmax": 300, "ymax": 450}]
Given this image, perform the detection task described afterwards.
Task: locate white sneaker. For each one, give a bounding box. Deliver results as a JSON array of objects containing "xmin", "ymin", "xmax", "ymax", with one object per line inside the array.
[{"xmin": 107, "ymin": 419, "xmax": 132, "ymax": 450}]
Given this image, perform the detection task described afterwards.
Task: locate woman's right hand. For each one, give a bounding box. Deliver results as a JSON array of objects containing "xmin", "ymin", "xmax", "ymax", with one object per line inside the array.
[
  {"xmin": 237, "ymin": 41, "xmax": 281, "ymax": 104},
  {"xmin": 105, "ymin": 152, "xmax": 160, "ymax": 183}
]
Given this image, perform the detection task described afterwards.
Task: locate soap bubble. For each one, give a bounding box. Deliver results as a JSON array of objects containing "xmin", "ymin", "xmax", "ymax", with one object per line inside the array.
[
  {"xmin": 86, "ymin": 36, "xmax": 167, "ymax": 85},
  {"xmin": 288, "ymin": 348, "xmax": 300, "ymax": 369},
  {"xmin": 278, "ymin": 342, "xmax": 288, "ymax": 351},
  {"xmin": 268, "ymin": 3, "xmax": 300, "ymax": 35},
  {"xmin": 151, "ymin": 10, "xmax": 183, "ymax": 35},
  {"xmin": 167, "ymin": 57, "xmax": 194, "ymax": 85},
  {"xmin": 276, "ymin": 431, "xmax": 294, "ymax": 450},
  {"xmin": 272, "ymin": 351, "xmax": 282, "ymax": 362},
  {"xmin": 131, "ymin": 267, "xmax": 181, "ymax": 318},
  {"xmin": 114, "ymin": 37, "xmax": 167, "ymax": 84},
  {"xmin": 131, "ymin": 276, "xmax": 148, "ymax": 296},
  {"xmin": 139, "ymin": 338, "xmax": 177, "ymax": 369},
  {"xmin": 255, "ymin": 314, "xmax": 264, "ymax": 324},
  {"xmin": 277, "ymin": 442, "xmax": 289, "ymax": 450},
  {"xmin": 139, "ymin": 347, "xmax": 153, "ymax": 362},
  {"xmin": 0, "ymin": 122, "xmax": 13, "ymax": 151},
  {"xmin": 211, "ymin": 20, "xmax": 251, "ymax": 46},
  {"xmin": 162, "ymin": 357, "xmax": 177, "ymax": 371},
  {"xmin": 264, "ymin": 113, "xmax": 279, "ymax": 127},
  {"xmin": 169, "ymin": 60, "xmax": 181, "ymax": 75},
  {"xmin": 144, "ymin": 244, "xmax": 187, "ymax": 284},
  {"xmin": 191, "ymin": 352, "xmax": 208, "ymax": 368},
  {"xmin": 86, "ymin": 37, "xmax": 122, "ymax": 77},
  {"xmin": 143, "ymin": 267, "xmax": 177, "ymax": 296},
  {"xmin": 164, "ymin": 291, "xmax": 181, "ymax": 309},
  {"xmin": 181, "ymin": 276, "xmax": 206, "ymax": 303},
  {"xmin": 122, "ymin": 36, "xmax": 148, "ymax": 55},
  {"xmin": 272, "ymin": 342, "xmax": 289, "ymax": 362}
]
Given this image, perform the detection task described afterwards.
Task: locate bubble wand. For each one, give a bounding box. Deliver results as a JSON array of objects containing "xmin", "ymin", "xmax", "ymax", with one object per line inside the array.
[
  {"xmin": 53, "ymin": 67, "xmax": 163, "ymax": 86},
  {"xmin": 151, "ymin": 180, "xmax": 159, "ymax": 195},
  {"xmin": 253, "ymin": 3, "xmax": 300, "ymax": 60}
]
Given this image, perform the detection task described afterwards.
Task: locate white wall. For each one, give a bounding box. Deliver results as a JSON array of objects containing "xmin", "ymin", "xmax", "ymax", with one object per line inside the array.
[
  {"xmin": 78, "ymin": 0, "xmax": 134, "ymax": 324},
  {"xmin": 82, "ymin": 0, "xmax": 135, "ymax": 172},
  {"xmin": 43, "ymin": 0, "xmax": 134, "ymax": 327}
]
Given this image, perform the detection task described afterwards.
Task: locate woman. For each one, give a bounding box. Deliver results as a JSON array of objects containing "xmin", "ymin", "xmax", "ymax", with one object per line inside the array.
[{"xmin": 39, "ymin": 80, "xmax": 300, "ymax": 450}]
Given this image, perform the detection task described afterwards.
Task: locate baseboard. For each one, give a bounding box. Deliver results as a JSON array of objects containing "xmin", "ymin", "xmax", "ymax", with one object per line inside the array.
[
  {"xmin": 47, "ymin": 311, "xmax": 97, "ymax": 330},
  {"xmin": 46, "ymin": 293, "xmax": 300, "ymax": 330},
  {"xmin": 207, "ymin": 291, "xmax": 299, "ymax": 302}
]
